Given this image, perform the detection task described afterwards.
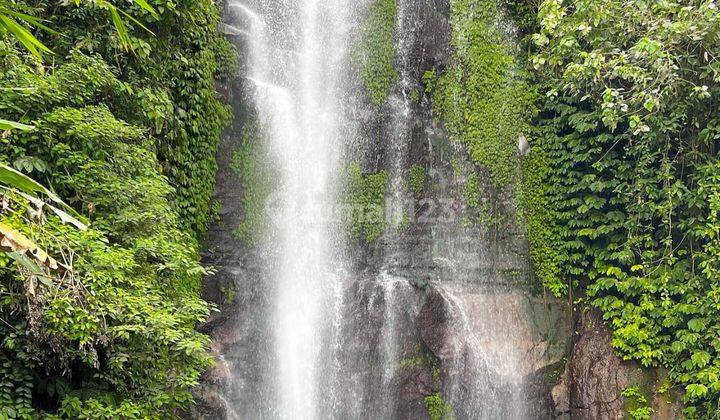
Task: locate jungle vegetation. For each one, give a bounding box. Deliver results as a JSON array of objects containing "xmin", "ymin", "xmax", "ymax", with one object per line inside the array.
[{"xmin": 0, "ymin": 0, "xmax": 234, "ymax": 417}]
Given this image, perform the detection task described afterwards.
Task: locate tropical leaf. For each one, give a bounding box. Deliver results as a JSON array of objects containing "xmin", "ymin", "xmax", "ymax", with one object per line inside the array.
[
  {"xmin": 132, "ymin": 0, "xmax": 158, "ymax": 16},
  {"xmin": 0, "ymin": 163, "xmax": 88, "ymax": 225},
  {"xmin": 103, "ymin": 1, "xmax": 155, "ymax": 51},
  {"xmin": 0, "ymin": 14, "xmax": 52, "ymax": 58},
  {"xmin": 12, "ymin": 189, "xmax": 88, "ymax": 230},
  {"xmin": 0, "ymin": 8, "xmax": 57, "ymax": 34},
  {"xmin": 108, "ymin": 5, "xmax": 130, "ymax": 51},
  {"xmin": 117, "ymin": 7, "xmax": 154, "ymax": 36},
  {"xmin": 0, "ymin": 118, "xmax": 34, "ymax": 131}
]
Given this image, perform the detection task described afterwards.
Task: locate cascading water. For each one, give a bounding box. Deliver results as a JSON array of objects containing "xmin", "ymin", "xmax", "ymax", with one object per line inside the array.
[
  {"xmin": 212, "ymin": 0, "xmax": 570, "ymax": 419},
  {"xmin": 226, "ymin": 0, "xmax": 356, "ymax": 417},
  {"xmin": 370, "ymin": 0, "xmax": 417, "ymax": 416}
]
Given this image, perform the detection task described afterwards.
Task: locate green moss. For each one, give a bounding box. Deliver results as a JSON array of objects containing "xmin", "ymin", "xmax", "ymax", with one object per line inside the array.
[
  {"xmin": 219, "ymin": 281, "xmax": 237, "ymax": 306},
  {"xmin": 410, "ymin": 163, "xmax": 427, "ymax": 199},
  {"xmin": 450, "ymin": 158, "xmax": 463, "ymax": 177},
  {"xmin": 423, "ymin": 69, "xmax": 438, "ymax": 94},
  {"xmin": 434, "ymin": 0, "xmax": 564, "ymax": 298},
  {"xmin": 425, "ymin": 393, "xmax": 454, "ymax": 420},
  {"xmin": 356, "ymin": 0, "xmax": 398, "ymax": 106},
  {"xmin": 230, "ymin": 121, "xmax": 276, "ymax": 246},
  {"xmin": 433, "ymin": 0, "xmax": 535, "ymax": 187},
  {"xmin": 399, "ymin": 356, "xmax": 425, "ymax": 369},
  {"xmin": 518, "ymin": 148, "xmax": 566, "ymax": 296},
  {"xmin": 658, "ymin": 379, "xmax": 671, "ymax": 395},
  {"xmin": 622, "ymin": 385, "xmax": 653, "ymax": 420},
  {"xmin": 398, "ymin": 351, "xmax": 441, "ymax": 381},
  {"xmin": 545, "ymin": 358, "xmax": 567, "ymax": 386},
  {"xmin": 396, "ymin": 211, "xmax": 411, "ymax": 232},
  {"xmin": 430, "ymin": 364, "xmax": 440, "ymax": 382},
  {"xmin": 409, "ymin": 89, "xmax": 421, "ymax": 104},
  {"xmin": 347, "ymin": 162, "xmax": 389, "ymax": 243},
  {"xmin": 465, "ymin": 172, "xmax": 480, "ymax": 208}
]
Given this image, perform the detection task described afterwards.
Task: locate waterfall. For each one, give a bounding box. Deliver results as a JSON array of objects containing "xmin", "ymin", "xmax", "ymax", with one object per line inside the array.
[
  {"xmin": 226, "ymin": 0, "xmax": 356, "ymax": 417},
  {"xmin": 214, "ymin": 1, "xmax": 569, "ymax": 418},
  {"xmin": 371, "ymin": 0, "xmax": 416, "ymax": 415}
]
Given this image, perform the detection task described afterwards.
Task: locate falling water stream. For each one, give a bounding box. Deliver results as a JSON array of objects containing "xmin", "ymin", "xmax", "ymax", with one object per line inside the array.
[
  {"xmin": 228, "ymin": 0, "xmax": 356, "ymax": 417},
  {"xmin": 219, "ymin": 0, "xmax": 552, "ymax": 418}
]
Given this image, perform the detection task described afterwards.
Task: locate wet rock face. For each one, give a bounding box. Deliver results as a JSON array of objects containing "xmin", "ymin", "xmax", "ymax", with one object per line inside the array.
[
  {"xmin": 323, "ymin": 276, "xmax": 439, "ymax": 420},
  {"xmin": 415, "ymin": 282, "xmax": 570, "ymax": 419},
  {"xmin": 563, "ymin": 309, "xmax": 629, "ymax": 419},
  {"xmin": 417, "ymin": 288, "xmax": 454, "ymax": 361},
  {"xmin": 553, "ymin": 308, "xmax": 683, "ymax": 420}
]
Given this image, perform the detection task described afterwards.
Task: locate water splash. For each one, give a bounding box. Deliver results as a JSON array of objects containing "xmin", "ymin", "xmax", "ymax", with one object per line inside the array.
[
  {"xmin": 229, "ymin": 2, "xmax": 266, "ymax": 28},
  {"xmin": 219, "ymin": 23, "xmax": 251, "ymax": 37}
]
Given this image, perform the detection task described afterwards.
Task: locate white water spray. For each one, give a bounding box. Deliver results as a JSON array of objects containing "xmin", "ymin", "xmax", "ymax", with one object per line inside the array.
[{"xmin": 228, "ymin": 0, "xmax": 354, "ymax": 417}]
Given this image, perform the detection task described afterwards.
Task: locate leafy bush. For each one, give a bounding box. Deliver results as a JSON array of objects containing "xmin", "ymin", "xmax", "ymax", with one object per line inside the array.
[
  {"xmin": 0, "ymin": 0, "xmax": 232, "ymax": 415},
  {"xmin": 17, "ymin": 0, "xmax": 236, "ymax": 238},
  {"xmin": 529, "ymin": 0, "xmax": 720, "ymax": 416}
]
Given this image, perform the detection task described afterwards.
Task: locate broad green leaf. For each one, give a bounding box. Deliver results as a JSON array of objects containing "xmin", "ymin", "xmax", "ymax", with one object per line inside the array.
[
  {"xmin": 686, "ymin": 383, "xmax": 708, "ymax": 399},
  {"xmin": 0, "ymin": 163, "xmax": 88, "ymax": 224},
  {"xmin": 691, "ymin": 351, "xmax": 711, "ymax": 368},
  {"xmin": 0, "ymin": 118, "xmax": 34, "ymax": 131},
  {"xmin": 7, "ymin": 251, "xmax": 44, "ymax": 276},
  {"xmin": 688, "ymin": 318, "xmax": 706, "ymax": 332},
  {"xmin": 0, "ymin": 14, "xmax": 52, "ymax": 58},
  {"xmin": 46, "ymin": 202, "xmax": 88, "ymax": 230},
  {"xmin": 132, "ymin": 0, "xmax": 158, "ymax": 16}
]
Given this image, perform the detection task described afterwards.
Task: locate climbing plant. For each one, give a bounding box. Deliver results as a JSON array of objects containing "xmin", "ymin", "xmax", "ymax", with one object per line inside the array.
[{"xmin": 526, "ymin": 0, "xmax": 720, "ymax": 416}]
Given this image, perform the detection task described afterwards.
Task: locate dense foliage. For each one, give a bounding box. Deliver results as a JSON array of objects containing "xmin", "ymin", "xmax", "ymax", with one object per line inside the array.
[
  {"xmin": 33, "ymin": 0, "xmax": 235, "ymax": 238},
  {"xmin": 431, "ymin": 0, "xmax": 720, "ymax": 415},
  {"xmin": 0, "ymin": 0, "xmax": 233, "ymax": 417},
  {"xmin": 524, "ymin": 0, "xmax": 720, "ymax": 416}
]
